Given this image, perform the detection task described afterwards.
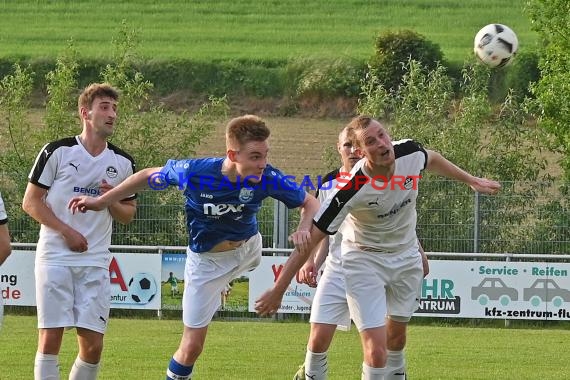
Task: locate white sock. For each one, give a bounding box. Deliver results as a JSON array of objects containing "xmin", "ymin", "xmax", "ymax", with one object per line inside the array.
[
  {"xmin": 34, "ymin": 352, "xmax": 60, "ymax": 380},
  {"xmin": 305, "ymin": 349, "xmax": 328, "ymax": 380},
  {"xmin": 68, "ymin": 356, "xmax": 100, "ymax": 380},
  {"xmin": 386, "ymin": 350, "xmax": 406, "ymax": 379},
  {"xmin": 361, "ymin": 362, "xmax": 388, "ymax": 380}
]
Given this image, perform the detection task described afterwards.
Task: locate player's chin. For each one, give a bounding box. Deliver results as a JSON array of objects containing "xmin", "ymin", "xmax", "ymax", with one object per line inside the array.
[{"xmin": 247, "ymin": 175, "xmax": 263, "ymax": 183}]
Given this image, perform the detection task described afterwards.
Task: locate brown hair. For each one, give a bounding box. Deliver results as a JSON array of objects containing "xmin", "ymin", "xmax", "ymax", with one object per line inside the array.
[
  {"xmin": 225, "ymin": 115, "xmax": 270, "ymax": 149},
  {"xmin": 78, "ymin": 83, "xmax": 119, "ymax": 111}
]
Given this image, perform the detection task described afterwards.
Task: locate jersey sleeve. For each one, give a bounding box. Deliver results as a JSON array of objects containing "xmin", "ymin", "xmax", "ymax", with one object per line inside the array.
[
  {"xmin": 28, "ymin": 143, "xmax": 59, "ymax": 189},
  {"xmin": 0, "ymin": 191, "xmax": 7, "ymax": 224},
  {"xmin": 122, "ymin": 156, "xmax": 137, "ymax": 201},
  {"xmin": 160, "ymin": 159, "xmax": 194, "ymax": 188},
  {"xmin": 264, "ymin": 166, "xmax": 306, "ymax": 209},
  {"xmin": 413, "ymin": 140, "xmax": 428, "ymax": 170},
  {"xmin": 313, "ymin": 186, "xmax": 352, "ymax": 235},
  {"xmin": 396, "ymin": 139, "xmax": 428, "ymax": 170}
]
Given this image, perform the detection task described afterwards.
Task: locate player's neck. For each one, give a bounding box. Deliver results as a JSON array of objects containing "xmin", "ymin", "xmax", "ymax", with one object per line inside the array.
[
  {"xmin": 221, "ymin": 158, "xmax": 238, "ymax": 182},
  {"xmin": 364, "ymin": 160, "xmax": 394, "ymax": 179},
  {"xmin": 77, "ymin": 132, "xmax": 107, "ymax": 157}
]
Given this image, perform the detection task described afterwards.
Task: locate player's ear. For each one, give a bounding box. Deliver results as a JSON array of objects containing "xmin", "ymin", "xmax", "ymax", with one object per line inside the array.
[
  {"xmin": 80, "ymin": 107, "xmax": 90, "ymax": 120},
  {"xmin": 227, "ymin": 149, "xmax": 239, "ymax": 162}
]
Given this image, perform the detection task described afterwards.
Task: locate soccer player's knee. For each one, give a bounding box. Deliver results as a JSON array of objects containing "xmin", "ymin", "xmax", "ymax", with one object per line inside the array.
[
  {"xmin": 80, "ymin": 343, "xmax": 103, "ymax": 363},
  {"xmin": 387, "ymin": 334, "xmax": 406, "ymax": 351},
  {"xmin": 307, "ymin": 337, "xmax": 329, "ymax": 353},
  {"xmin": 387, "ymin": 315, "xmax": 409, "ymax": 350},
  {"xmin": 364, "ymin": 344, "xmax": 388, "ymax": 367},
  {"xmin": 180, "ymin": 339, "xmax": 204, "ymax": 358}
]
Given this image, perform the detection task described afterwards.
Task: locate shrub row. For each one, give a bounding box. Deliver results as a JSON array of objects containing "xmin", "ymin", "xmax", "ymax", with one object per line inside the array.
[{"xmin": 0, "ymin": 32, "xmax": 540, "ymax": 107}]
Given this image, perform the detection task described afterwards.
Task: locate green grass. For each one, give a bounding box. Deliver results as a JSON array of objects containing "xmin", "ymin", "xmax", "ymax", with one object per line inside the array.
[
  {"xmin": 1, "ymin": 315, "xmax": 569, "ymax": 379},
  {"xmin": 160, "ymin": 280, "xmax": 249, "ymax": 311},
  {"xmin": 160, "ymin": 282, "xmax": 184, "ymax": 309},
  {"xmin": 0, "ymin": 0, "xmax": 537, "ymax": 65}
]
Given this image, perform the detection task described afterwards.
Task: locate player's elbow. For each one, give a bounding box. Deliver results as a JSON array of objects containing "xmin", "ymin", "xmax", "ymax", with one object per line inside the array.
[
  {"xmin": 111, "ymin": 201, "xmax": 137, "ymax": 225},
  {"xmin": 115, "ymin": 212, "xmax": 136, "ymax": 225},
  {"xmin": 302, "ymin": 193, "xmax": 320, "ymax": 214},
  {"xmin": 0, "ymin": 230, "xmax": 12, "ymax": 266},
  {"xmin": 22, "ymin": 195, "xmax": 35, "ymax": 217},
  {"xmin": 0, "ymin": 245, "xmax": 12, "ymax": 265},
  {"xmin": 22, "ymin": 193, "xmax": 30, "ymax": 214}
]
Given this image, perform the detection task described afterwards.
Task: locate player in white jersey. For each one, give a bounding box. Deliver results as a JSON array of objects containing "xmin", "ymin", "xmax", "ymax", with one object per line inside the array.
[
  {"xmin": 293, "ymin": 127, "xmax": 361, "ymax": 379},
  {"xmin": 256, "ymin": 116, "xmax": 501, "ymax": 379},
  {"xmin": 68, "ymin": 114, "xmax": 319, "ymax": 380},
  {"xmin": 0, "ymin": 191, "xmax": 12, "ymax": 330},
  {"xmin": 23, "ymin": 83, "xmax": 137, "ymax": 380},
  {"xmin": 293, "ymin": 127, "xmax": 429, "ymax": 380}
]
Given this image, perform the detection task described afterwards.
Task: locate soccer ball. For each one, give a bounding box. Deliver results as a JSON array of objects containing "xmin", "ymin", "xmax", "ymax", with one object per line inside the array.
[
  {"xmin": 128, "ymin": 272, "xmax": 157, "ymax": 304},
  {"xmin": 474, "ymin": 24, "xmax": 518, "ymax": 68}
]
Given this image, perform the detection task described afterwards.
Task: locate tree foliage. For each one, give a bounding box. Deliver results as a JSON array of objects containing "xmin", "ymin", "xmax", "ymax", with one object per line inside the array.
[
  {"xmin": 0, "ymin": 21, "xmax": 228, "ymax": 244},
  {"xmin": 369, "ymin": 29, "xmax": 445, "ymax": 93},
  {"xmin": 526, "ymin": 0, "xmax": 570, "ymax": 181}
]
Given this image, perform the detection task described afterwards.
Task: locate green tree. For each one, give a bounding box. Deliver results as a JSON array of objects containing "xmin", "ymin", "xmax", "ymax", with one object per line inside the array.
[
  {"xmin": 369, "ymin": 30, "xmax": 445, "ymax": 93},
  {"xmin": 0, "ymin": 22, "xmax": 228, "ymax": 245},
  {"xmin": 526, "ymin": 0, "xmax": 570, "ymax": 181}
]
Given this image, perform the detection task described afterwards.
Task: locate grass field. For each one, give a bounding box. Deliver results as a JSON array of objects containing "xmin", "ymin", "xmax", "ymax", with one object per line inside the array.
[
  {"xmin": 0, "ymin": 0, "xmax": 537, "ymax": 64},
  {"xmin": 1, "ymin": 315, "xmax": 569, "ymax": 379}
]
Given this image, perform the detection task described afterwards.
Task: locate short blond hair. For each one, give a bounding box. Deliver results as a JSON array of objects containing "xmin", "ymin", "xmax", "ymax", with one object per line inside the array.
[
  {"xmin": 225, "ymin": 115, "xmax": 270, "ymax": 149},
  {"xmin": 345, "ymin": 115, "xmax": 375, "ymax": 148}
]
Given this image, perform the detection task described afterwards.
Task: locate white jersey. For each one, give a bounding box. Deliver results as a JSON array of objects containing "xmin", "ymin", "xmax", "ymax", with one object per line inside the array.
[
  {"xmin": 0, "ymin": 191, "xmax": 7, "ymax": 224},
  {"xmin": 28, "ymin": 136, "xmax": 136, "ymax": 268},
  {"xmin": 314, "ymin": 139, "xmax": 427, "ymax": 254},
  {"xmin": 315, "ymin": 168, "xmax": 347, "ymax": 272}
]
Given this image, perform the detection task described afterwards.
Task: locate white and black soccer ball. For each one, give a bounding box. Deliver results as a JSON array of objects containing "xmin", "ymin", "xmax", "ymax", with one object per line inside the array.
[
  {"xmin": 128, "ymin": 272, "xmax": 157, "ymax": 304},
  {"xmin": 474, "ymin": 24, "xmax": 518, "ymax": 68}
]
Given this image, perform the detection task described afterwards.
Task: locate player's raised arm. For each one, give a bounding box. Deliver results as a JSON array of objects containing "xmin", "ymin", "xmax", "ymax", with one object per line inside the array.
[
  {"xmin": 69, "ymin": 167, "xmax": 164, "ymax": 213},
  {"xmin": 425, "ymin": 149, "xmax": 501, "ymax": 194}
]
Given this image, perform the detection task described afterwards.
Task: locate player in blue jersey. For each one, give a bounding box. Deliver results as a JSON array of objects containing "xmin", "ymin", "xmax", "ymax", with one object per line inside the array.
[
  {"xmin": 256, "ymin": 116, "xmax": 501, "ymax": 380},
  {"xmin": 68, "ymin": 114, "xmax": 320, "ymax": 380}
]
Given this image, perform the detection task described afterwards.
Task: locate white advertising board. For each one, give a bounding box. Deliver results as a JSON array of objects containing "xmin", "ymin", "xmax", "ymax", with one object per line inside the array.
[
  {"xmin": 248, "ymin": 256, "xmax": 317, "ymax": 314},
  {"xmin": 249, "ymin": 257, "xmax": 570, "ymax": 320},
  {"xmin": 417, "ymin": 260, "xmax": 570, "ymax": 320},
  {"xmin": 0, "ymin": 251, "xmax": 161, "ymax": 310}
]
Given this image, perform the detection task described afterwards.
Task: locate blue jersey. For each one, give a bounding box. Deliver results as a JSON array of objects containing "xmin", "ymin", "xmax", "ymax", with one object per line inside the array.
[{"xmin": 161, "ymin": 157, "xmax": 306, "ymax": 252}]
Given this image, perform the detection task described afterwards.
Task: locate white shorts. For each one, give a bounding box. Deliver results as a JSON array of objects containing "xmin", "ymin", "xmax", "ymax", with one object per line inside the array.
[
  {"xmin": 309, "ymin": 262, "xmax": 351, "ymax": 331},
  {"xmin": 35, "ymin": 264, "xmax": 110, "ymax": 334},
  {"xmin": 342, "ymin": 245, "xmax": 423, "ymax": 332},
  {"xmin": 183, "ymin": 233, "xmax": 262, "ymax": 328}
]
